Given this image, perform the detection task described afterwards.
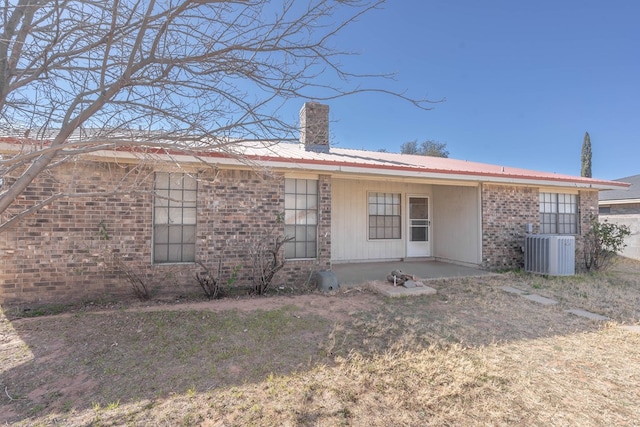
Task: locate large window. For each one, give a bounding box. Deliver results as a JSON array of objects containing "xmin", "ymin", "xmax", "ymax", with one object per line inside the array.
[
  {"xmin": 284, "ymin": 178, "xmax": 318, "ymax": 259},
  {"xmin": 368, "ymin": 192, "xmax": 401, "ymax": 239},
  {"xmin": 539, "ymin": 192, "xmax": 578, "ymax": 234},
  {"xmin": 153, "ymin": 173, "xmax": 197, "ymax": 263}
]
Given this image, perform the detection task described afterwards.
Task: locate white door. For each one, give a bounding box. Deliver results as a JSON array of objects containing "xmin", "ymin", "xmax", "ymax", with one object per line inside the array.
[{"xmin": 406, "ymin": 196, "xmax": 431, "ymax": 257}]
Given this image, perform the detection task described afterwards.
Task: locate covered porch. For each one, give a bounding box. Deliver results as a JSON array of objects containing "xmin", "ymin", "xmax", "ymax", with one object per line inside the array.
[{"xmin": 330, "ymin": 177, "xmax": 482, "ymax": 266}]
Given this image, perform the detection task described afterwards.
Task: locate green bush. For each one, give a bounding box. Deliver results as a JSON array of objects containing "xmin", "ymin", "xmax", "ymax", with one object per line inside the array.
[{"xmin": 583, "ymin": 216, "xmax": 631, "ymax": 271}]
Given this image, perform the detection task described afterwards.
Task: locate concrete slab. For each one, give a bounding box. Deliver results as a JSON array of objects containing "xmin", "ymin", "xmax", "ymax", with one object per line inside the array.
[
  {"xmin": 565, "ymin": 309, "xmax": 609, "ymax": 321},
  {"xmin": 620, "ymin": 325, "xmax": 640, "ymax": 333},
  {"xmin": 332, "ymin": 260, "xmax": 492, "ymax": 288},
  {"xmin": 501, "ymin": 286, "xmax": 528, "ymax": 295},
  {"xmin": 367, "ymin": 281, "xmax": 437, "ymax": 298},
  {"xmin": 522, "ymin": 294, "xmax": 558, "ymax": 305}
]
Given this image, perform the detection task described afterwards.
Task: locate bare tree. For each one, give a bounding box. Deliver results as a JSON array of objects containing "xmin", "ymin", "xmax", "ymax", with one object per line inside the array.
[{"xmin": 0, "ymin": 0, "xmax": 434, "ymax": 230}]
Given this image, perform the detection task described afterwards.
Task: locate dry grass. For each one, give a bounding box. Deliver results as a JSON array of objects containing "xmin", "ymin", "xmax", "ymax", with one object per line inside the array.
[
  {"xmin": 1, "ymin": 258, "xmax": 640, "ymax": 426},
  {"xmin": 510, "ymin": 256, "xmax": 640, "ymax": 322}
]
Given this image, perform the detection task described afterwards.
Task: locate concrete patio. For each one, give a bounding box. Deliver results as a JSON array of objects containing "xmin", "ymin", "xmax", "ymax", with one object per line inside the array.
[{"xmin": 330, "ymin": 260, "xmax": 493, "ymax": 297}]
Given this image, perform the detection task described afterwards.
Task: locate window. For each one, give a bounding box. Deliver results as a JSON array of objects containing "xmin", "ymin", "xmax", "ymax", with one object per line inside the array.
[
  {"xmin": 153, "ymin": 172, "xmax": 197, "ymax": 263},
  {"xmin": 368, "ymin": 192, "xmax": 401, "ymax": 239},
  {"xmin": 539, "ymin": 192, "xmax": 578, "ymax": 234},
  {"xmin": 284, "ymin": 178, "xmax": 318, "ymax": 259}
]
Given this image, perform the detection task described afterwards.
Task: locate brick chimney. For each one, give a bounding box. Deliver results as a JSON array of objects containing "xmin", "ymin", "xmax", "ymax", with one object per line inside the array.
[{"xmin": 299, "ymin": 102, "xmax": 329, "ymax": 152}]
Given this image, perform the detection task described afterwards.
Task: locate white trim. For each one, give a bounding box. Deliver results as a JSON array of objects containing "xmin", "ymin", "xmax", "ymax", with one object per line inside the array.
[
  {"xmin": 326, "ymin": 173, "xmax": 480, "ymax": 187},
  {"xmin": 83, "ymin": 152, "xmax": 631, "ymax": 190},
  {"xmin": 406, "ymin": 194, "xmax": 431, "ymax": 258},
  {"xmin": 599, "ymin": 199, "xmax": 640, "ymax": 205},
  {"xmin": 366, "ymin": 190, "xmax": 403, "ymax": 242},
  {"xmin": 283, "ymin": 172, "xmax": 320, "ymax": 180},
  {"xmin": 1, "ymin": 142, "xmax": 624, "ymax": 191},
  {"xmin": 538, "ymin": 186, "xmax": 580, "ymax": 195}
]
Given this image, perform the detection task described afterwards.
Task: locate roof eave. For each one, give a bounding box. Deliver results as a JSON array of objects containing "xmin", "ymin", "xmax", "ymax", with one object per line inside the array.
[
  {"xmin": 599, "ymin": 198, "xmax": 640, "ymax": 205},
  {"xmin": 3, "ymin": 142, "xmax": 626, "ymax": 191},
  {"xmin": 141, "ymin": 150, "xmax": 626, "ymax": 190}
]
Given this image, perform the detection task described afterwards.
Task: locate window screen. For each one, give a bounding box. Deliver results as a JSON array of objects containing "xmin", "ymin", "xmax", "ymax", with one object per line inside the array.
[
  {"xmin": 539, "ymin": 192, "xmax": 578, "ymax": 234},
  {"xmin": 284, "ymin": 178, "xmax": 318, "ymax": 259},
  {"xmin": 153, "ymin": 172, "xmax": 197, "ymax": 263},
  {"xmin": 368, "ymin": 192, "xmax": 401, "ymax": 239}
]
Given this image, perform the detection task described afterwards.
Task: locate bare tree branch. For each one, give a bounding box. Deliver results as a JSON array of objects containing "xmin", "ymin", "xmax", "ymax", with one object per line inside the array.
[{"xmin": 0, "ymin": 0, "xmax": 437, "ymax": 229}]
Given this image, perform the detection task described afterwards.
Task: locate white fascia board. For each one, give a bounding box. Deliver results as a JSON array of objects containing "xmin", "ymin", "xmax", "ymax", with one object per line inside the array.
[
  {"xmin": 272, "ymin": 163, "xmax": 621, "ymax": 191},
  {"xmin": 78, "ymin": 149, "xmax": 623, "ymax": 191},
  {"xmin": 599, "ymin": 198, "xmax": 640, "ymax": 205}
]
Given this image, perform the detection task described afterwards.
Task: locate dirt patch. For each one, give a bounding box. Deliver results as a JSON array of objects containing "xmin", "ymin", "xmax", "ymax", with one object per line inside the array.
[
  {"xmin": 1, "ymin": 288, "xmax": 382, "ymax": 425},
  {"xmin": 5, "ymin": 288, "xmax": 379, "ymax": 323},
  {"xmin": 2, "ymin": 259, "xmax": 640, "ymax": 426}
]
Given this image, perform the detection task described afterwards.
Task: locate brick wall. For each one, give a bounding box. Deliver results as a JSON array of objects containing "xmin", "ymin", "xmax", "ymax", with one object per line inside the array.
[
  {"xmin": 0, "ymin": 163, "xmax": 332, "ymax": 305},
  {"xmin": 196, "ymin": 168, "xmax": 283, "ymax": 287},
  {"xmin": 575, "ymin": 189, "xmax": 600, "ymax": 270},
  {"xmin": 481, "ymin": 185, "xmax": 599, "ymax": 271},
  {"xmin": 196, "ymin": 169, "xmax": 331, "ymax": 291},
  {"xmin": 481, "ymin": 184, "xmax": 539, "ymax": 269},
  {"xmin": 0, "ymin": 162, "xmax": 158, "ymax": 304}
]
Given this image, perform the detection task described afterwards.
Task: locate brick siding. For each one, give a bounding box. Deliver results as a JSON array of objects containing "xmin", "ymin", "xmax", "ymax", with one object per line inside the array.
[
  {"xmin": 1, "ymin": 156, "xmax": 602, "ymax": 304},
  {"xmin": 0, "ymin": 162, "xmax": 157, "ymax": 304},
  {"xmin": 576, "ymin": 189, "xmax": 600, "ymax": 270},
  {"xmin": 481, "ymin": 184, "xmax": 599, "ymax": 271},
  {"xmin": 0, "ymin": 163, "xmax": 332, "ymax": 305},
  {"xmin": 481, "ymin": 184, "xmax": 539, "ymax": 269}
]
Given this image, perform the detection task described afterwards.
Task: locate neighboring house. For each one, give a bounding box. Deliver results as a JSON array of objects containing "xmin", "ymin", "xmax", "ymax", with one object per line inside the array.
[
  {"xmin": 599, "ymin": 174, "xmax": 640, "ymax": 260},
  {"xmin": 0, "ymin": 102, "xmax": 629, "ymax": 304}
]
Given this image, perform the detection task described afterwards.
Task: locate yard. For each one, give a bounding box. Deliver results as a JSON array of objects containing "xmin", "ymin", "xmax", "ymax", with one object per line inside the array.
[{"xmin": 2, "ymin": 258, "xmax": 640, "ymax": 426}]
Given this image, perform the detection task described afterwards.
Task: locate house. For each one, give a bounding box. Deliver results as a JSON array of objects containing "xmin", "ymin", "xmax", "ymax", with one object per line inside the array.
[
  {"xmin": 0, "ymin": 102, "xmax": 629, "ymax": 304},
  {"xmin": 599, "ymin": 174, "xmax": 640, "ymax": 260}
]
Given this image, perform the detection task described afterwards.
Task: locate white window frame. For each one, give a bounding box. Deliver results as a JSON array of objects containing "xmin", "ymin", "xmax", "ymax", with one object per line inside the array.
[{"xmin": 368, "ymin": 192, "xmax": 402, "ymax": 240}]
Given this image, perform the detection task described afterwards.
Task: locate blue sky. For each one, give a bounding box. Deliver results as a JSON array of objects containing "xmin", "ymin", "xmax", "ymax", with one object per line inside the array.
[{"xmin": 283, "ymin": 1, "xmax": 639, "ymax": 181}]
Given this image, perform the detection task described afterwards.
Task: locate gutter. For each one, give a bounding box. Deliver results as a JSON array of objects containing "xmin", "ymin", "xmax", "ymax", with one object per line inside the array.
[{"xmin": 1, "ymin": 140, "xmax": 629, "ymax": 191}]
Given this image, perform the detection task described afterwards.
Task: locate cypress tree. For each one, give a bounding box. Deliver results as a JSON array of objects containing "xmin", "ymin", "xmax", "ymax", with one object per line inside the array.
[{"xmin": 581, "ymin": 132, "xmax": 592, "ymax": 177}]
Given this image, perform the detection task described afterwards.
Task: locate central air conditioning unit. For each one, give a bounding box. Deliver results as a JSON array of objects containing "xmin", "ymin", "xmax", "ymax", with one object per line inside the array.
[{"xmin": 524, "ymin": 234, "xmax": 575, "ymax": 276}]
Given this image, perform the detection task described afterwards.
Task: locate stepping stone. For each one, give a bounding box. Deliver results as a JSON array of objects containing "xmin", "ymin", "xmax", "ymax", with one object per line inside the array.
[
  {"xmin": 501, "ymin": 286, "xmax": 527, "ymax": 295},
  {"xmin": 565, "ymin": 309, "xmax": 609, "ymax": 321},
  {"xmin": 620, "ymin": 325, "xmax": 640, "ymax": 333},
  {"xmin": 522, "ymin": 294, "xmax": 558, "ymax": 305}
]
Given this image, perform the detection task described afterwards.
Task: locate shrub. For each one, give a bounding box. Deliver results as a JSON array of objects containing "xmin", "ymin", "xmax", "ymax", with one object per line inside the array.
[
  {"xmin": 249, "ymin": 234, "xmax": 292, "ymax": 295},
  {"xmin": 583, "ymin": 217, "xmax": 631, "ymax": 271},
  {"xmin": 96, "ymin": 221, "xmax": 151, "ymax": 300},
  {"xmin": 195, "ymin": 262, "xmax": 221, "ymax": 300}
]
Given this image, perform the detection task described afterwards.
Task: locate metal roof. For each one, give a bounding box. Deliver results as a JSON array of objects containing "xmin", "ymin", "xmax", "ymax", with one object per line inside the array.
[
  {"xmin": 0, "ymin": 137, "xmax": 629, "ymax": 190},
  {"xmin": 223, "ymin": 142, "xmax": 628, "ymax": 190}
]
